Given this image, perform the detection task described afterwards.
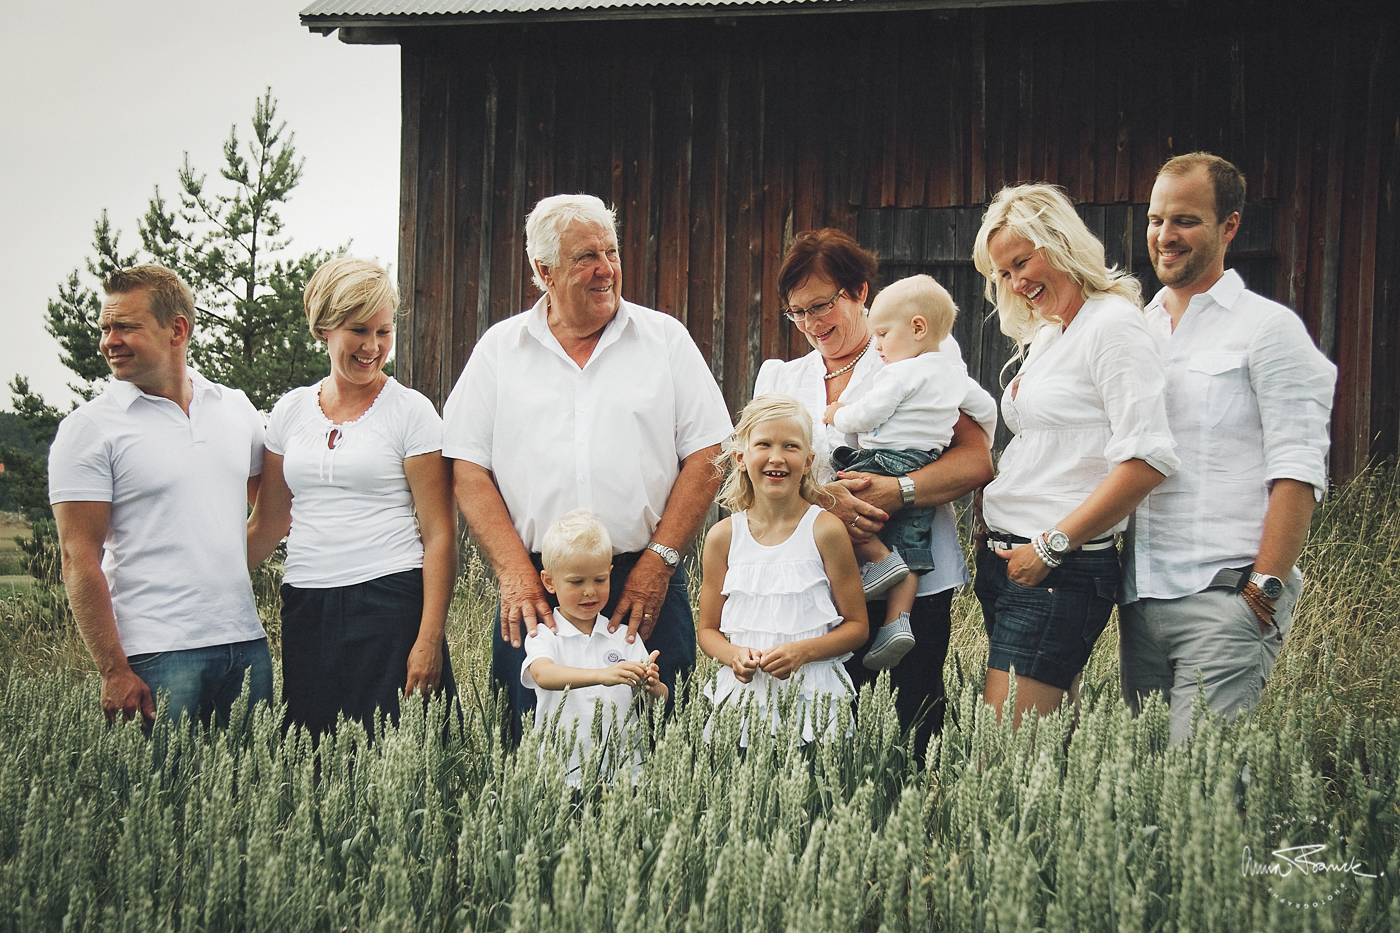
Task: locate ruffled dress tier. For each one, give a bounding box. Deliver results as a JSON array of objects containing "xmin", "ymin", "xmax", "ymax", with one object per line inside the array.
[{"xmin": 706, "ymin": 505, "xmax": 853, "ymax": 743}]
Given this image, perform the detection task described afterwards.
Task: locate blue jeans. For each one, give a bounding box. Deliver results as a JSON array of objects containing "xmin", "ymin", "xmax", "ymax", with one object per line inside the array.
[
  {"xmin": 126, "ymin": 637, "xmax": 273, "ymax": 729},
  {"xmin": 830, "ymin": 446, "xmax": 939, "ymax": 570},
  {"xmin": 493, "ymin": 557, "xmax": 695, "ymax": 745}
]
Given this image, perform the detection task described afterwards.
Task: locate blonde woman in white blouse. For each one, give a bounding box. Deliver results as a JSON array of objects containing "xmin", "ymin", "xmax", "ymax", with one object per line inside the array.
[{"xmin": 971, "ymin": 184, "xmax": 1179, "ymax": 727}]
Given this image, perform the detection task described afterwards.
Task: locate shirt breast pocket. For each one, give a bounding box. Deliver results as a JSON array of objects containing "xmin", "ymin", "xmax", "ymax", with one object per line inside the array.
[{"xmin": 1184, "ymin": 352, "xmax": 1248, "ymax": 427}]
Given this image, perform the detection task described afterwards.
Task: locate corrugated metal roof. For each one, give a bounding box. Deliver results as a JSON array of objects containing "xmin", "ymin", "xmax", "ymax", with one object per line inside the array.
[
  {"xmin": 300, "ymin": 0, "xmax": 1114, "ymax": 34},
  {"xmin": 302, "ymin": 0, "xmax": 841, "ymax": 14}
]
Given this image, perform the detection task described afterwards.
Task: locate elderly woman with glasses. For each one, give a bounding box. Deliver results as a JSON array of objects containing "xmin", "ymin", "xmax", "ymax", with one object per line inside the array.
[
  {"xmin": 970, "ymin": 184, "xmax": 1179, "ymax": 727},
  {"xmin": 752, "ymin": 228, "xmax": 996, "ymax": 759}
]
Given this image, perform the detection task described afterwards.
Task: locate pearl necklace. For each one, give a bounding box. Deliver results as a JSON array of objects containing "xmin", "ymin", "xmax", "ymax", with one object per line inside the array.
[{"xmin": 823, "ymin": 338, "xmax": 871, "ymax": 381}]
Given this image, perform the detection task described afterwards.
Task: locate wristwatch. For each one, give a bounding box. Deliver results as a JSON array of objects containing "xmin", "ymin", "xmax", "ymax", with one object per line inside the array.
[
  {"xmin": 1248, "ymin": 571, "xmax": 1284, "ymax": 601},
  {"xmin": 897, "ymin": 474, "xmax": 917, "ymax": 507},
  {"xmin": 645, "ymin": 541, "xmax": 680, "ymax": 569},
  {"xmin": 1044, "ymin": 528, "xmax": 1072, "ymax": 559}
]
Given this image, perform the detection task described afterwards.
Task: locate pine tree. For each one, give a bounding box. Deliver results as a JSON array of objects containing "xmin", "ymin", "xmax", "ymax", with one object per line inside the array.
[{"xmin": 7, "ymin": 89, "xmax": 338, "ymax": 544}]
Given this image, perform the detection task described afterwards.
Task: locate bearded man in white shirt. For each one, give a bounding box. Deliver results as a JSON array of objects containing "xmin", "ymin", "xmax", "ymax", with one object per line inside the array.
[
  {"xmin": 443, "ymin": 194, "xmax": 732, "ymax": 741},
  {"xmin": 1119, "ymin": 153, "xmax": 1336, "ymax": 743}
]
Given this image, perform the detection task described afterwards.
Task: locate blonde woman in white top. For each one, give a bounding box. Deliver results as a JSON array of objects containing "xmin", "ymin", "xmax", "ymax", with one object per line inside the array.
[
  {"xmin": 248, "ymin": 258, "xmax": 456, "ymax": 739},
  {"xmin": 971, "ymin": 184, "xmax": 1179, "ymax": 727}
]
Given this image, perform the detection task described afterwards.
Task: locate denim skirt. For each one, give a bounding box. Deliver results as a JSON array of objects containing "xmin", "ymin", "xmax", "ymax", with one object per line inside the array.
[
  {"xmin": 280, "ymin": 567, "xmax": 456, "ymax": 738},
  {"xmin": 974, "ymin": 540, "xmax": 1119, "ymax": 691}
]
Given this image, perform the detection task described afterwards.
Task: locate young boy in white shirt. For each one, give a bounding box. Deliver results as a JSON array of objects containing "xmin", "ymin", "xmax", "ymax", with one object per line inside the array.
[
  {"xmin": 823, "ymin": 275, "xmax": 964, "ymax": 671},
  {"xmin": 521, "ymin": 509, "xmax": 666, "ymax": 779}
]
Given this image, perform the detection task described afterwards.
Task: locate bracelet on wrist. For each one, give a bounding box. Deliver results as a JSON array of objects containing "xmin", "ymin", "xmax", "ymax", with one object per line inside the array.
[
  {"xmin": 1240, "ymin": 582, "xmax": 1276, "ymax": 626},
  {"xmin": 1030, "ymin": 534, "xmax": 1062, "ymax": 568}
]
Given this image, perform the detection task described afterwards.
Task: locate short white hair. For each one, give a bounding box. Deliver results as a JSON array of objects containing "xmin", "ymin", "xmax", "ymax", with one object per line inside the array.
[{"xmin": 525, "ymin": 194, "xmax": 619, "ymax": 292}]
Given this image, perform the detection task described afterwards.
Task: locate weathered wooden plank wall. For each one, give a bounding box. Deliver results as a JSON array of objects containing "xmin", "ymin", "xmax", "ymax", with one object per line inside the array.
[{"xmin": 395, "ymin": 0, "xmax": 1398, "ymax": 479}]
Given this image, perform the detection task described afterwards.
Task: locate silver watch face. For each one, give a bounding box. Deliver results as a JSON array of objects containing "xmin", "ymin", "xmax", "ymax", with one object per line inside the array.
[
  {"xmin": 1045, "ymin": 530, "xmax": 1071, "ymax": 555},
  {"xmin": 648, "ymin": 543, "xmax": 680, "ymax": 567}
]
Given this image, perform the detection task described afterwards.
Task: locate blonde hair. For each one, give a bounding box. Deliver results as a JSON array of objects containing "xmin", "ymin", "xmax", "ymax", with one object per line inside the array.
[
  {"xmin": 540, "ymin": 509, "xmax": 613, "ymax": 574},
  {"xmin": 871, "ymin": 274, "xmax": 957, "ymax": 345},
  {"xmin": 972, "ymin": 184, "xmax": 1142, "ymax": 350},
  {"xmin": 103, "ymin": 265, "xmax": 195, "ymax": 331},
  {"xmin": 717, "ymin": 394, "xmax": 831, "ymax": 513},
  {"xmin": 304, "ymin": 257, "xmax": 398, "ymax": 338}
]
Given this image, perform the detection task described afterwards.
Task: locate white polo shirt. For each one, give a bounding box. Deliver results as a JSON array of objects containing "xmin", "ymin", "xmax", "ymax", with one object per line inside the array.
[
  {"xmin": 48, "ymin": 370, "xmax": 266, "ymax": 656},
  {"xmin": 442, "ymin": 297, "xmax": 732, "ymax": 554},
  {"xmin": 1123, "ymin": 271, "xmax": 1336, "ymax": 602},
  {"xmin": 521, "ymin": 610, "xmax": 650, "ymax": 777}
]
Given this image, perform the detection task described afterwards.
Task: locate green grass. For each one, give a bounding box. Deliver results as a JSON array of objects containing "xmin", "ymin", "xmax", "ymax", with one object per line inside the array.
[{"xmin": 0, "ymin": 469, "xmax": 1397, "ymax": 931}]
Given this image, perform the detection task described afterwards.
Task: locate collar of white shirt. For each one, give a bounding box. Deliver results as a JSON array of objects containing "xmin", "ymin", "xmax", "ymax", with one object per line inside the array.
[
  {"xmin": 106, "ymin": 367, "xmax": 221, "ymax": 411},
  {"xmin": 521, "ymin": 296, "xmax": 637, "ymax": 367},
  {"xmin": 1146, "ymin": 268, "xmax": 1246, "ymax": 320}
]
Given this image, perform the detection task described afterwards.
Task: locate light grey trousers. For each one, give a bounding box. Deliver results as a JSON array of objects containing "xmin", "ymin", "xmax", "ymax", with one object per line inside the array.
[{"xmin": 1119, "ymin": 567, "xmax": 1304, "ymax": 744}]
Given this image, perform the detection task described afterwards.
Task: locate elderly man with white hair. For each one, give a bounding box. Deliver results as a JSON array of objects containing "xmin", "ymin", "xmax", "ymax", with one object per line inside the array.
[{"xmin": 443, "ymin": 194, "xmax": 732, "ymax": 740}]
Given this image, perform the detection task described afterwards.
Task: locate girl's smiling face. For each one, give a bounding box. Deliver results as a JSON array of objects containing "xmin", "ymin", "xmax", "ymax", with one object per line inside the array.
[{"xmin": 735, "ymin": 416, "xmax": 814, "ymax": 500}]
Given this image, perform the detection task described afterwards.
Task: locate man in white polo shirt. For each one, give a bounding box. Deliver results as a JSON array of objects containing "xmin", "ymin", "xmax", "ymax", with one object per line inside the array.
[
  {"xmin": 49, "ymin": 265, "xmax": 271, "ymax": 727},
  {"xmin": 1120, "ymin": 153, "xmax": 1336, "ymax": 743},
  {"xmin": 444, "ymin": 194, "xmax": 732, "ymax": 740}
]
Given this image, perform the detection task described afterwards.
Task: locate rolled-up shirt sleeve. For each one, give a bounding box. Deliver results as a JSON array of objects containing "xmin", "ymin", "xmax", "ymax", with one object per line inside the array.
[
  {"xmin": 1090, "ymin": 307, "xmax": 1180, "ymax": 477},
  {"xmin": 1250, "ymin": 312, "xmax": 1337, "ymax": 500}
]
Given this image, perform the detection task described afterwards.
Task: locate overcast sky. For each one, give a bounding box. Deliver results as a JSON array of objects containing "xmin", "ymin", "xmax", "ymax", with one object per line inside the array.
[{"xmin": 1, "ymin": 0, "xmax": 400, "ymax": 411}]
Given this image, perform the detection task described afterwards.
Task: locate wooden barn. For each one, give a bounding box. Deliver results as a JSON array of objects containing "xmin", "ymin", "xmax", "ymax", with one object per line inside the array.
[{"xmin": 301, "ymin": 0, "xmax": 1399, "ymax": 479}]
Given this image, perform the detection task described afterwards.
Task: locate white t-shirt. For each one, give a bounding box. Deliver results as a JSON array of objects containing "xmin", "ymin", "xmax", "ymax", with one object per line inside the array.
[
  {"xmin": 265, "ymin": 377, "xmax": 443, "ymax": 587},
  {"xmin": 48, "ymin": 370, "xmax": 266, "ymax": 657},
  {"xmin": 442, "ymin": 297, "xmax": 732, "ymax": 554},
  {"xmin": 521, "ymin": 610, "xmax": 650, "ymax": 777},
  {"xmin": 831, "ymin": 350, "xmax": 964, "ymax": 452},
  {"xmin": 983, "ymin": 295, "xmax": 1179, "ymax": 539},
  {"xmin": 754, "ymin": 335, "xmax": 997, "ymax": 596},
  {"xmin": 1124, "ymin": 270, "xmax": 1335, "ymax": 601}
]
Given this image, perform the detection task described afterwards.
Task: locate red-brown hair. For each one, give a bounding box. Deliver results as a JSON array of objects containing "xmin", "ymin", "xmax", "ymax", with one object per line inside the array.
[{"xmin": 776, "ymin": 229, "xmax": 879, "ymax": 309}]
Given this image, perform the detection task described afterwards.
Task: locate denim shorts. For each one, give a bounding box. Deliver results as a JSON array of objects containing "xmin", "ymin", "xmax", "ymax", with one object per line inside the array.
[
  {"xmin": 974, "ymin": 539, "xmax": 1120, "ymax": 691},
  {"xmin": 831, "ymin": 445, "xmax": 939, "ymax": 570}
]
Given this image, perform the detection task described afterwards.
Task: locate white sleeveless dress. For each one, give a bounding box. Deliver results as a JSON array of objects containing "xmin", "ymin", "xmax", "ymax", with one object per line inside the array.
[{"xmin": 705, "ymin": 504, "xmax": 854, "ymax": 742}]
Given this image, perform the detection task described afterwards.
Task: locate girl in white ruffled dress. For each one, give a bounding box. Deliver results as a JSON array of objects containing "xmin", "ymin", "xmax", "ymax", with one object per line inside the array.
[{"xmin": 698, "ymin": 394, "xmax": 869, "ymax": 742}]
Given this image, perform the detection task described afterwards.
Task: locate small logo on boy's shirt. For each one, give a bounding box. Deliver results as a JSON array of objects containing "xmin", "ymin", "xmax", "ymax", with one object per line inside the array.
[{"xmin": 605, "ymin": 651, "xmax": 623, "ymax": 664}]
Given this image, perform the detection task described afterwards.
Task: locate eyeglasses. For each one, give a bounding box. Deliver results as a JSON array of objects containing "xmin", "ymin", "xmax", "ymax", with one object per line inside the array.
[{"xmin": 782, "ymin": 289, "xmax": 845, "ymax": 323}]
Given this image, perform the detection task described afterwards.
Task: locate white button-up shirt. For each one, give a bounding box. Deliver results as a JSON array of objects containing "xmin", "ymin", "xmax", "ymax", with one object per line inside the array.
[
  {"xmin": 442, "ymin": 297, "xmax": 732, "ymax": 554},
  {"xmin": 983, "ymin": 295, "xmax": 1179, "ymax": 538},
  {"xmin": 1123, "ymin": 270, "xmax": 1336, "ymax": 602}
]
